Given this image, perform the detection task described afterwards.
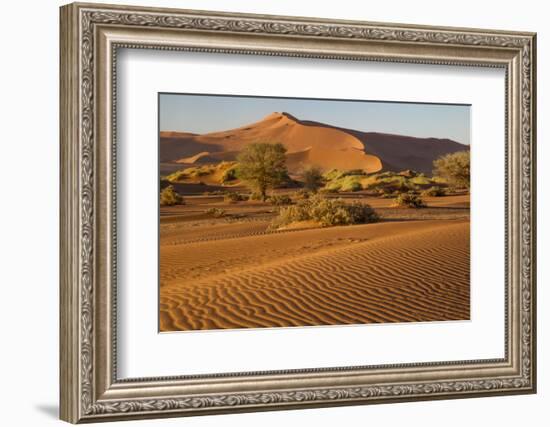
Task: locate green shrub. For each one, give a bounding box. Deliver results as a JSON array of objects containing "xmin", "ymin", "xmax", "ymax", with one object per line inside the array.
[
  {"xmin": 323, "ymin": 173, "xmax": 364, "ymax": 193},
  {"xmin": 341, "ymin": 179, "xmax": 362, "ymax": 192},
  {"xmin": 160, "ymin": 185, "xmax": 184, "ymax": 206},
  {"xmin": 324, "ymin": 181, "xmax": 342, "ymax": 192},
  {"xmin": 205, "ymin": 207, "xmax": 226, "ymax": 218},
  {"xmin": 302, "ymin": 166, "xmax": 324, "ymax": 192},
  {"xmin": 421, "ymin": 186, "xmax": 446, "ymax": 197},
  {"xmin": 166, "ymin": 166, "xmax": 215, "ymax": 182},
  {"xmin": 323, "ymin": 169, "xmax": 345, "ymax": 181},
  {"xmin": 221, "ymin": 167, "xmax": 238, "ymax": 183},
  {"xmin": 271, "ymin": 195, "xmax": 378, "ymax": 229},
  {"xmin": 343, "ymin": 169, "xmax": 367, "ymax": 176},
  {"xmin": 165, "ymin": 169, "xmax": 188, "ymax": 183},
  {"xmin": 224, "ymin": 192, "xmax": 248, "ymax": 203},
  {"xmin": 393, "ymin": 192, "xmax": 426, "ymax": 208},
  {"xmin": 433, "ymin": 151, "xmax": 470, "ymax": 189},
  {"xmin": 364, "ymin": 174, "xmax": 418, "ymax": 194},
  {"xmin": 410, "ymin": 175, "xmax": 432, "ymax": 186},
  {"xmin": 269, "ymin": 194, "xmax": 293, "ymax": 206}
]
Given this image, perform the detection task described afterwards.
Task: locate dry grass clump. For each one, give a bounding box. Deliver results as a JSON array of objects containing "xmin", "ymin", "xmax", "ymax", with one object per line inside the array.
[
  {"xmin": 160, "ymin": 185, "xmax": 185, "ymax": 206},
  {"xmin": 324, "ymin": 174, "xmax": 363, "ymax": 192},
  {"xmin": 224, "ymin": 192, "xmax": 248, "ymax": 203},
  {"xmin": 205, "ymin": 207, "xmax": 226, "ymax": 218},
  {"xmin": 269, "ymin": 194, "xmax": 293, "ymax": 206},
  {"xmin": 165, "ymin": 166, "xmax": 214, "ymax": 182},
  {"xmin": 271, "ymin": 195, "xmax": 378, "ymax": 229},
  {"xmin": 421, "ymin": 186, "xmax": 446, "ymax": 197},
  {"xmin": 393, "ymin": 192, "xmax": 426, "ymax": 208}
]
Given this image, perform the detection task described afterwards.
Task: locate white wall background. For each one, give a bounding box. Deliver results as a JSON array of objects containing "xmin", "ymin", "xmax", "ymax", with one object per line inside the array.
[{"xmin": 0, "ymin": 1, "xmax": 545, "ymax": 426}]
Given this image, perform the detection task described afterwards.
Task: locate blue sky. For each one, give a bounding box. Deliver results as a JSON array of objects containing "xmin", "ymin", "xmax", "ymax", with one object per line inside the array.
[{"xmin": 159, "ymin": 93, "xmax": 470, "ymax": 145}]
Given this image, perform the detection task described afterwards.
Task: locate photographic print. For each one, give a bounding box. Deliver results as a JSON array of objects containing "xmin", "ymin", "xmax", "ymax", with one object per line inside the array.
[{"xmin": 159, "ymin": 94, "xmax": 471, "ymax": 332}]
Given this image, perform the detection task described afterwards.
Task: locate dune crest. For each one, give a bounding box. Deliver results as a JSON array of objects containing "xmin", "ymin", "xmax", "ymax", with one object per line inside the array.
[
  {"xmin": 161, "ymin": 112, "xmax": 383, "ymax": 174},
  {"xmin": 160, "ymin": 111, "xmax": 467, "ymax": 174}
]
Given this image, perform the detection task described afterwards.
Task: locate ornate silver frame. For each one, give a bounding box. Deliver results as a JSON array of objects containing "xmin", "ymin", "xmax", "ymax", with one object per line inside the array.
[{"xmin": 60, "ymin": 2, "xmax": 537, "ymax": 423}]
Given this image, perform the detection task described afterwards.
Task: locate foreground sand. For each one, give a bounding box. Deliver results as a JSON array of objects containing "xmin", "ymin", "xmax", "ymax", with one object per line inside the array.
[{"xmin": 160, "ymin": 219, "xmax": 470, "ymax": 331}]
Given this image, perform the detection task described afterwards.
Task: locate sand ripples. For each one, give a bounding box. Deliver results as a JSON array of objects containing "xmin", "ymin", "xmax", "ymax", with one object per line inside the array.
[{"xmin": 160, "ymin": 220, "xmax": 470, "ymax": 331}]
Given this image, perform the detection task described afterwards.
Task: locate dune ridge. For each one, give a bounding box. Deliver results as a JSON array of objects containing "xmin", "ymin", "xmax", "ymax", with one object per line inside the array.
[
  {"xmin": 160, "ymin": 220, "xmax": 470, "ymax": 331},
  {"xmin": 160, "ymin": 111, "xmax": 467, "ymax": 174}
]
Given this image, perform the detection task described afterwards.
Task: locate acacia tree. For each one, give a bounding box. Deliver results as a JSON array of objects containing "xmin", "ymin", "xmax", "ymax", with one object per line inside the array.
[
  {"xmin": 433, "ymin": 150, "xmax": 470, "ymax": 189},
  {"xmin": 302, "ymin": 166, "xmax": 324, "ymax": 192},
  {"xmin": 236, "ymin": 142, "xmax": 288, "ymax": 201}
]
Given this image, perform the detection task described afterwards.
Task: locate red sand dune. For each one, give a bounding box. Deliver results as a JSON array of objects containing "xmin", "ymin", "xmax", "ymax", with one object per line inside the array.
[{"xmin": 160, "ymin": 112, "xmax": 467, "ymax": 174}]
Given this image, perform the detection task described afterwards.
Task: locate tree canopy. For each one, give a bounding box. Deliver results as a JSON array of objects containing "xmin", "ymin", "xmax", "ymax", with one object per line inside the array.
[
  {"xmin": 236, "ymin": 142, "xmax": 288, "ymax": 201},
  {"xmin": 433, "ymin": 150, "xmax": 470, "ymax": 189}
]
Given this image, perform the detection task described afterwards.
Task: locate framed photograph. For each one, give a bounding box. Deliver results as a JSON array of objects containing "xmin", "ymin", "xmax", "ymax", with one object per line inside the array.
[{"xmin": 60, "ymin": 2, "xmax": 537, "ymax": 423}]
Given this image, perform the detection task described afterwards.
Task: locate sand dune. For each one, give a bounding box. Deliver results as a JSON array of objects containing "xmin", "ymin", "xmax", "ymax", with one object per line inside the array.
[
  {"xmin": 160, "ymin": 112, "xmax": 467, "ymax": 175},
  {"xmin": 160, "ymin": 219, "xmax": 470, "ymax": 331}
]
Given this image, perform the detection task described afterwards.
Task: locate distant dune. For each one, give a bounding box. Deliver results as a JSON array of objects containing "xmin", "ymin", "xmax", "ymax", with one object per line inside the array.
[{"xmin": 160, "ymin": 112, "xmax": 468, "ymax": 175}]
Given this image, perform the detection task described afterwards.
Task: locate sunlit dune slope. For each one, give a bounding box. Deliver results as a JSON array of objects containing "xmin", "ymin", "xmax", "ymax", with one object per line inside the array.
[{"xmin": 160, "ymin": 112, "xmax": 468, "ymax": 174}]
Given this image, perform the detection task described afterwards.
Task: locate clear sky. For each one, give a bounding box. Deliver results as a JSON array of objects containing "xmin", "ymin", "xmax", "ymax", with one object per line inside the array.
[{"xmin": 160, "ymin": 93, "xmax": 470, "ymax": 145}]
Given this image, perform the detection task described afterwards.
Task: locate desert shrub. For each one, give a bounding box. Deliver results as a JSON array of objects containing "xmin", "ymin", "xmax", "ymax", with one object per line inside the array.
[
  {"xmin": 302, "ymin": 166, "xmax": 324, "ymax": 192},
  {"xmin": 324, "ymin": 181, "xmax": 342, "ymax": 192},
  {"xmin": 221, "ymin": 167, "xmax": 238, "ymax": 183},
  {"xmin": 224, "ymin": 192, "xmax": 248, "ymax": 203},
  {"xmin": 377, "ymin": 188, "xmax": 399, "ymax": 199},
  {"xmin": 421, "ymin": 186, "xmax": 446, "ymax": 197},
  {"xmin": 294, "ymin": 189, "xmax": 311, "ymax": 200},
  {"xmin": 249, "ymin": 192, "xmax": 264, "ymax": 201},
  {"xmin": 393, "ymin": 192, "xmax": 426, "ymax": 208},
  {"xmin": 343, "ymin": 169, "xmax": 367, "ymax": 176},
  {"xmin": 205, "ymin": 207, "xmax": 226, "ymax": 218},
  {"xmin": 323, "ymin": 169, "xmax": 345, "ymax": 181},
  {"xmin": 203, "ymin": 190, "xmax": 227, "ymax": 196},
  {"xmin": 364, "ymin": 174, "xmax": 418, "ymax": 194},
  {"xmin": 271, "ymin": 195, "xmax": 378, "ymax": 229},
  {"xmin": 433, "ymin": 150, "xmax": 470, "ymax": 189},
  {"xmin": 269, "ymin": 194, "xmax": 293, "ymax": 206},
  {"xmin": 341, "ymin": 178, "xmax": 362, "ymax": 192},
  {"xmin": 166, "ymin": 166, "xmax": 216, "ymax": 183},
  {"xmin": 160, "ymin": 185, "xmax": 184, "ymax": 206},
  {"xmin": 410, "ymin": 175, "xmax": 432, "ymax": 186},
  {"xmin": 445, "ymin": 186, "xmax": 457, "ymax": 194},
  {"xmin": 319, "ymin": 186, "xmax": 340, "ymax": 194},
  {"xmin": 165, "ymin": 169, "xmax": 188, "ymax": 183},
  {"xmin": 323, "ymin": 172, "xmax": 365, "ymax": 193}
]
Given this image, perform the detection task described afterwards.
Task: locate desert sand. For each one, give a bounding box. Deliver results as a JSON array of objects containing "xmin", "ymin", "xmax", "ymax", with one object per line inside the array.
[
  {"xmin": 159, "ymin": 194, "xmax": 470, "ymax": 331},
  {"xmin": 159, "ymin": 111, "xmax": 470, "ymax": 332}
]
